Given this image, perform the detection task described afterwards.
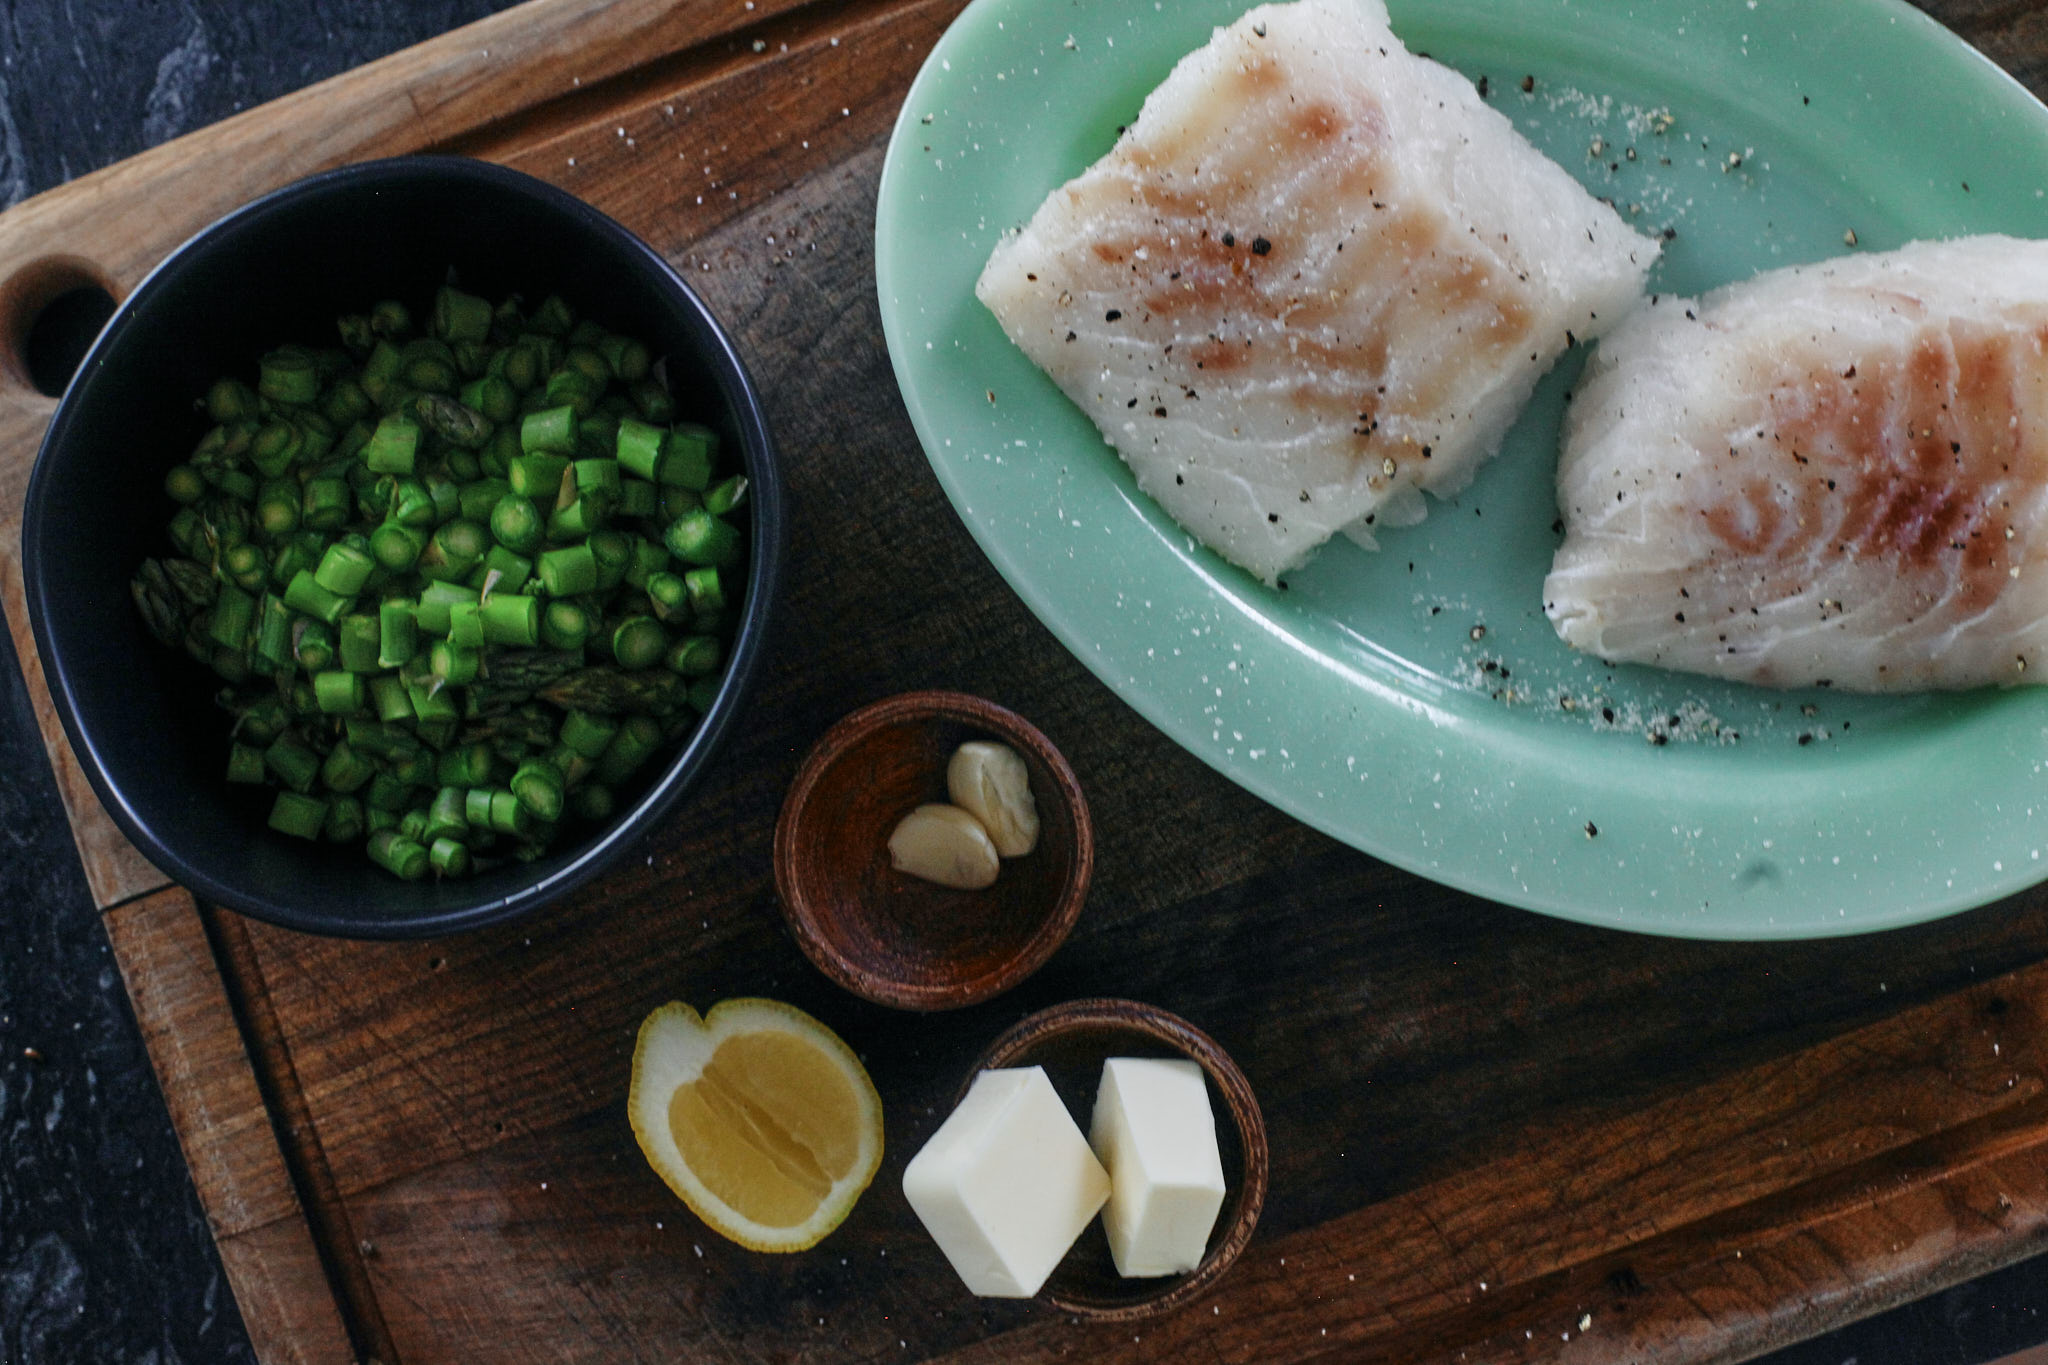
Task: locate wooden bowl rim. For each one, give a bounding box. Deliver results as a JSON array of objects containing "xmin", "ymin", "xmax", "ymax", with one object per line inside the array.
[
  {"xmin": 963, "ymin": 997, "xmax": 1269, "ymax": 1321},
  {"xmin": 772, "ymin": 690, "xmax": 1094, "ymax": 1010}
]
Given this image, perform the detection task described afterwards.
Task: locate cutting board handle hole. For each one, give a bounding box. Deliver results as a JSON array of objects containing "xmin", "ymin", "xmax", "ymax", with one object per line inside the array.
[{"xmin": 3, "ymin": 257, "xmax": 118, "ymax": 398}]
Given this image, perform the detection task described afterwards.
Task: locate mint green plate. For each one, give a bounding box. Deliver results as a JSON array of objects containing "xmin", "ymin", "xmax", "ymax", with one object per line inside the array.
[{"xmin": 874, "ymin": 0, "xmax": 2048, "ymax": 938}]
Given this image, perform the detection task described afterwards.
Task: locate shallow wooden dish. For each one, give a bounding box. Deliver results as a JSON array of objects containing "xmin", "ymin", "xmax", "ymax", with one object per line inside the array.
[
  {"xmin": 962, "ymin": 998, "xmax": 1269, "ymax": 1321},
  {"xmin": 773, "ymin": 690, "xmax": 1091, "ymax": 1009}
]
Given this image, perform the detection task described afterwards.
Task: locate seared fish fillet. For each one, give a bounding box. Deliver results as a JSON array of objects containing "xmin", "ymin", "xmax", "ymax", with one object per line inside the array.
[
  {"xmin": 975, "ymin": 0, "xmax": 1657, "ymax": 584},
  {"xmin": 1547, "ymin": 236, "xmax": 2048, "ymax": 692}
]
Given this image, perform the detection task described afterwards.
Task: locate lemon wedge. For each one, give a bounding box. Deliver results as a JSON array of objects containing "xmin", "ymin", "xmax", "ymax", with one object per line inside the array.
[{"xmin": 628, "ymin": 998, "xmax": 883, "ymax": 1252}]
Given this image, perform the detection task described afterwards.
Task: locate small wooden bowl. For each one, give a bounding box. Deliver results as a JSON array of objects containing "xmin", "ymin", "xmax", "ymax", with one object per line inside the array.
[
  {"xmin": 773, "ymin": 691, "xmax": 1092, "ymax": 1010},
  {"xmin": 961, "ymin": 998, "xmax": 1268, "ymax": 1320}
]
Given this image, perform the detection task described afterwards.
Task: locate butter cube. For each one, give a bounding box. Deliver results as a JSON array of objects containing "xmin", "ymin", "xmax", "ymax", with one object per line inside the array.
[
  {"xmin": 1089, "ymin": 1058, "xmax": 1227, "ymax": 1277},
  {"xmin": 901, "ymin": 1066, "xmax": 1110, "ymax": 1297}
]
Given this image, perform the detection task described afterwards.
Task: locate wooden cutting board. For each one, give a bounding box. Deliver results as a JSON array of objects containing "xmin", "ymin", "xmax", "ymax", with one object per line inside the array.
[{"xmin": 4, "ymin": 1, "xmax": 2048, "ymax": 1361}]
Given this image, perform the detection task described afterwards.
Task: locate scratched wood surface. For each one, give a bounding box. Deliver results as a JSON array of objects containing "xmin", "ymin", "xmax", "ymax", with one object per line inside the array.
[{"xmin": 3, "ymin": 0, "xmax": 2048, "ymax": 1361}]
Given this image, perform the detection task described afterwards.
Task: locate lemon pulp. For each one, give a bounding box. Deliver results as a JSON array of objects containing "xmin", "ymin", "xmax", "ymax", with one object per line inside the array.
[
  {"xmin": 629, "ymin": 998, "xmax": 883, "ymax": 1252},
  {"xmin": 668, "ymin": 1031, "xmax": 867, "ymax": 1228}
]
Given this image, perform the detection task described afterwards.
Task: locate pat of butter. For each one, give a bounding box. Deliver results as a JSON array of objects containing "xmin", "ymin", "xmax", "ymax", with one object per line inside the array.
[
  {"xmin": 901, "ymin": 1066, "xmax": 1110, "ymax": 1298},
  {"xmin": 1089, "ymin": 1058, "xmax": 1226, "ymax": 1277}
]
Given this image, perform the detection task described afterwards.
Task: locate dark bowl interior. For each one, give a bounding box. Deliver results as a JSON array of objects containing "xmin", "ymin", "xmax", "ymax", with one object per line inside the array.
[
  {"xmin": 773, "ymin": 692, "xmax": 1092, "ymax": 1010},
  {"xmin": 962, "ymin": 999, "xmax": 1268, "ymax": 1320},
  {"xmin": 22, "ymin": 156, "xmax": 782, "ymax": 938}
]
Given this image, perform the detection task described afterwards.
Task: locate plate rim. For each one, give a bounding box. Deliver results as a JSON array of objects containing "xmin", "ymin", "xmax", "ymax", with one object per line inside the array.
[{"xmin": 875, "ymin": 0, "xmax": 2048, "ymax": 940}]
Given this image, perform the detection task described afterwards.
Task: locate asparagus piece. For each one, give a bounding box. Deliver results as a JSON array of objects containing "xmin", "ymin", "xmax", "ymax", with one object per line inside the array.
[
  {"xmin": 367, "ymin": 830, "xmax": 429, "ymax": 880},
  {"xmin": 664, "ymin": 508, "xmax": 740, "ymax": 567},
  {"xmin": 362, "ymin": 414, "xmax": 420, "ymax": 474},
  {"xmin": 433, "ymin": 286, "xmax": 493, "ymax": 345},
  {"xmin": 478, "ymin": 546, "xmax": 533, "ymax": 597},
  {"xmin": 369, "ymin": 300, "xmax": 412, "ymax": 338},
  {"xmin": 539, "ymin": 668, "xmax": 689, "ymax": 716},
  {"xmin": 665, "ymin": 635, "xmax": 722, "ymax": 677},
  {"xmin": 429, "ymin": 837, "xmax": 471, "ymax": 878},
  {"xmin": 134, "ymin": 281, "xmax": 748, "ymax": 880},
  {"xmin": 558, "ymin": 710, "xmax": 619, "ymax": 760},
  {"xmin": 470, "ymin": 648, "xmax": 583, "ymax": 693},
  {"xmin": 131, "ymin": 558, "xmax": 216, "ymax": 647},
  {"xmin": 512, "ymin": 757, "xmax": 566, "ymax": 822},
  {"xmin": 704, "ymin": 475, "xmax": 749, "ymax": 517},
  {"xmin": 537, "ymin": 601, "xmax": 593, "ymax": 653},
  {"xmin": 593, "ymin": 714, "xmax": 663, "ymax": 785},
  {"xmin": 569, "ymin": 782, "xmax": 616, "ymax": 823},
  {"xmin": 268, "ymin": 791, "xmax": 327, "ymax": 840},
  {"xmin": 324, "ymin": 796, "xmax": 366, "ymax": 844},
  {"xmin": 414, "ymin": 393, "xmax": 493, "ymax": 449},
  {"xmin": 611, "ymin": 616, "xmax": 668, "ymax": 671},
  {"xmin": 519, "ymin": 406, "xmax": 578, "ymax": 455},
  {"xmin": 258, "ymin": 347, "xmax": 321, "ymax": 405}
]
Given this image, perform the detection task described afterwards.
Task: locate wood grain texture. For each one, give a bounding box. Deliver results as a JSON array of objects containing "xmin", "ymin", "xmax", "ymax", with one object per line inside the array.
[
  {"xmin": 774, "ymin": 691, "xmax": 1093, "ymax": 1010},
  {"xmin": 968, "ymin": 999, "xmax": 1269, "ymax": 1321},
  {"xmin": 101, "ymin": 889, "xmax": 354, "ymax": 1365},
  {"xmin": 0, "ymin": 0, "xmax": 945, "ymax": 910},
  {"xmin": 919, "ymin": 959, "xmax": 2048, "ymax": 1365},
  {"xmin": 0, "ymin": 535, "xmax": 162, "ymax": 909},
  {"xmin": 205, "ymin": 907, "xmax": 403, "ymax": 1365},
  {"xmin": 3, "ymin": 0, "xmax": 2048, "ymax": 1362}
]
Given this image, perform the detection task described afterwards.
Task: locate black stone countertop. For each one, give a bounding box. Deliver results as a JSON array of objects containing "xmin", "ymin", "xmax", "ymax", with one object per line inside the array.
[{"xmin": 0, "ymin": 4, "xmax": 2041, "ymax": 1363}]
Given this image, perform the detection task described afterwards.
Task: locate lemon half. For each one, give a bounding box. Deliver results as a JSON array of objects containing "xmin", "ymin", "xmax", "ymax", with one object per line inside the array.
[{"xmin": 628, "ymin": 998, "xmax": 883, "ymax": 1252}]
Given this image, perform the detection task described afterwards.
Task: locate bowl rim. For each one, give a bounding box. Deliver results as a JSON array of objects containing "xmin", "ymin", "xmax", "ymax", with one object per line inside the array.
[
  {"xmin": 20, "ymin": 154, "xmax": 784, "ymax": 939},
  {"xmin": 963, "ymin": 996, "xmax": 1270, "ymax": 1320},
  {"xmin": 772, "ymin": 689, "xmax": 1093, "ymax": 1009}
]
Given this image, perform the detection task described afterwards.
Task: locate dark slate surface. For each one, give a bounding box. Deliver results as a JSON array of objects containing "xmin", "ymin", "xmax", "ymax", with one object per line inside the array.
[
  {"xmin": 0, "ymin": 8, "xmax": 525, "ymax": 1364},
  {"xmin": 0, "ymin": 3, "xmax": 2039, "ymax": 1364},
  {"xmin": 0, "ymin": 636, "xmax": 248, "ymax": 1365}
]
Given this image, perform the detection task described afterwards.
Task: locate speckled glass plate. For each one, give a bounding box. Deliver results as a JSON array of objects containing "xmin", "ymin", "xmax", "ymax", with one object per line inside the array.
[{"xmin": 874, "ymin": 0, "xmax": 2048, "ymax": 938}]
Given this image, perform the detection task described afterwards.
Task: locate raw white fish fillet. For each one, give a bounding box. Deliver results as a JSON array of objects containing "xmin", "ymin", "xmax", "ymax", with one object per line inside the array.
[
  {"xmin": 1546, "ymin": 235, "xmax": 2048, "ymax": 692},
  {"xmin": 975, "ymin": 0, "xmax": 1658, "ymax": 584}
]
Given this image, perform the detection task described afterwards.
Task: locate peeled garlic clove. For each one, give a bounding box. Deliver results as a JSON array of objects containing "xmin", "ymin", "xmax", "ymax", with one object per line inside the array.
[
  {"xmin": 946, "ymin": 742, "xmax": 1040, "ymax": 857},
  {"xmin": 888, "ymin": 804, "xmax": 1001, "ymax": 890}
]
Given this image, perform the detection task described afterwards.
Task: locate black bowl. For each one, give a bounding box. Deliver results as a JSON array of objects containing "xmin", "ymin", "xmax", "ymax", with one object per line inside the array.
[{"xmin": 22, "ymin": 156, "xmax": 783, "ymax": 938}]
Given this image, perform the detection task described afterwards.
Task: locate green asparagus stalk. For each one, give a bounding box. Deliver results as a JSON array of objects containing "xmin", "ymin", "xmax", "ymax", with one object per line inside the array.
[
  {"xmin": 324, "ymin": 796, "xmax": 366, "ymax": 844},
  {"xmin": 226, "ymin": 743, "xmax": 266, "ymax": 785},
  {"xmin": 258, "ymin": 347, "xmax": 321, "ymax": 405},
  {"xmin": 519, "ymin": 406, "xmax": 578, "ymax": 456},
  {"xmin": 663, "ymin": 423, "xmax": 718, "ymax": 490},
  {"xmin": 268, "ymin": 791, "xmax": 327, "ymax": 840},
  {"xmin": 610, "ymin": 616, "xmax": 668, "ymax": 671},
  {"xmin": 135, "ymin": 281, "xmax": 747, "ymax": 881},
  {"xmin": 537, "ymin": 600, "xmax": 593, "ymax": 652},
  {"xmin": 367, "ymin": 829, "xmax": 429, "ymax": 880},
  {"xmin": 320, "ymin": 740, "xmax": 375, "ymax": 793},
  {"xmin": 558, "ymin": 710, "xmax": 619, "ymax": 760},
  {"xmin": 665, "ymin": 635, "xmax": 722, "ymax": 677},
  {"xmin": 429, "ymin": 837, "xmax": 471, "ymax": 878},
  {"xmin": 473, "ymin": 648, "xmax": 585, "ymax": 694},
  {"xmin": 703, "ymin": 475, "xmax": 749, "ymax": 517},
  {"xmin": 414, "ymin": 393, "xmax": 493, "ymax": 448},
  {"xmin": 511, "ymin": 757, "xmax": 566, "ymax": 822},
  {"xmin": 433, "ymin": 285, "xmax": 493, "ymax": 344},
  {"xmin": 539, "ymin": 668, "xmax": 689, "ymax": 716},
  {"xmin": 569, "ymin": 782, "xmax": 615, "ymax": 823},
  {"xmin": 477, "ymin": 546, "xmax": 533, "ymax": 597},
  {"xmin": 207, "ymin": 378, "xmax": 260, "ymax": 423},
  {"xmin": 130, "ymin": 558, "xmax": 214, "ymax": 647},
  {"xmin": 536, "ymin": 544, "xmax": 598, "ymax": 597},
  {"xmin": 361, "ymin": 414, "xmax": 420, "ymax": 474},
  {"xmin": 593, "ymin": 714, "xmax": 663, "ymax": 785},
  {"xmin": 369, "ymin": 300, "xmax": 412, "ymax": 339}
]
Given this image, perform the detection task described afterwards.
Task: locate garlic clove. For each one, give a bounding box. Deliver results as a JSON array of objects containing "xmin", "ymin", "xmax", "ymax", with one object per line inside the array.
[
  {"xmin": 946, "ymin": 742, "xmax": 1040, "ymax": 858},
  {"xmin": 888, "ymin": 804, "xmax": 1001, "ymax": 890}
]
